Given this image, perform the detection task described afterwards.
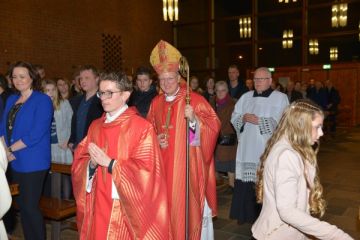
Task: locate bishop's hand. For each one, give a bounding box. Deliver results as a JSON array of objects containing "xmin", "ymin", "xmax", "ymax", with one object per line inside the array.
[
  {"xmin": 184, "ymin": 104, "xmax": 196, "ymax": 122},
  {"xmin": 158, "ymin": 133, "xmax": 169, "ymax": 149}
]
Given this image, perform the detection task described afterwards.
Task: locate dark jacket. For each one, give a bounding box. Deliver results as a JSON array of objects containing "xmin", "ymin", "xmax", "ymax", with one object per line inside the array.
[
  {"xmin": 326, "ymin": 87, "xmax": 341, "ymax": 113},
  {"xmin": 227, "ymin": 80, "xmax": 246, "ymax": 100},
  {"xmin": 128, "ymin": 85, "xmax": 157, "ymax": 118},
  {"xmin": 203, "ymin": 91, "xmax": 215, "ymax": 103},
  {"xmin": 211, "ymin": 96, "xmax": 237, "ymax": 162},
  {"xmin": 307, "ymin": 87, "xmax": 328, "ymax": 110},
  {"xmin": 287, "ymin": 90, "xmax": 303, "ymax": 103},
  {"xmin": 69, "ymin": 94, "xmax": 103, "ymax": 146},
  {"xmin": 0, "ymin": 88, "xmax": 14, "ymax": 107}
]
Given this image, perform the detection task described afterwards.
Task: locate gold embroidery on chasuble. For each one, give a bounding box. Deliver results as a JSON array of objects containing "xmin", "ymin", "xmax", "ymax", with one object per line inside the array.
[
  {"xmin": 101, "ymin": 143, "xmax": 108, "ymax": 183},
  {"xmin": 162, "ymin": 105, "xmax": 174, "ymax": 137}
]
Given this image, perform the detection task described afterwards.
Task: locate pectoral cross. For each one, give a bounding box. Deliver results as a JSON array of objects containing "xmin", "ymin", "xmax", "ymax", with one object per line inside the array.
[{"xmin": 161, "ymin": 105, "xmax": 173, "ymax": 135}]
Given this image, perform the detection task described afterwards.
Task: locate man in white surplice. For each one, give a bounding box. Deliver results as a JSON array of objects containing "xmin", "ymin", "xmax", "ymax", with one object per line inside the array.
[{"xmin": 230, "ymin": 67, "xmax": 289, "ymax": 224}]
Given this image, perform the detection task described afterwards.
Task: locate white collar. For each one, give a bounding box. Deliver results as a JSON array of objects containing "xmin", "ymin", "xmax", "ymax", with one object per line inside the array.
[
  {"xmin": 165, "ymin": 87, "xmax": 180, "ymax": 102},
  {"xmin": 105, "ymin": 104, "xmax": 128, "ymax": 123}
]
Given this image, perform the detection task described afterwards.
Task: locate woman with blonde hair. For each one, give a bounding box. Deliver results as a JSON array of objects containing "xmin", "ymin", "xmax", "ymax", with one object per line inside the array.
[
  {"xmin": 252, "ymin": 99, "xmax": 353, "ymax": 240},
  {"xmin": 44, "ymin": 80, "xmax": 73, "ymax": 198}
]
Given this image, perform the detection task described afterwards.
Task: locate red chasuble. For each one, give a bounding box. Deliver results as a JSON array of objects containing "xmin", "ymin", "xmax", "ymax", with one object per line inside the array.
[
  {"xmin": 72, "ymin": 107, "xmax": 171, "ymax": 240},
  {"xmin": 147, "ymin": 86, "xmax": 220, "ymax": 240}
]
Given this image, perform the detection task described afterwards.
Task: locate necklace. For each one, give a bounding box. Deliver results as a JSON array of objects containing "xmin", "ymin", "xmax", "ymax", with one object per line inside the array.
[{"xmin": 8, "ymin": 103, "xmax": 23, "ymax": 130}]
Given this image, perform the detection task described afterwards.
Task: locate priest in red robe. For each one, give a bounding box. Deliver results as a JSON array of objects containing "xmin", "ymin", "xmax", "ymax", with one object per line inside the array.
[
  {"xmin": 72, "ymin": 71, "xmax": 171, "ymax": 240},
  {"xmin": 147, "ymin": 40, "xmax": 221, "ymax": 240}
]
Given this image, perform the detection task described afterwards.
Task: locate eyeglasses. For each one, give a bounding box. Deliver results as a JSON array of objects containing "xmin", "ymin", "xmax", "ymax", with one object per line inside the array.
[
  {"xmin": 159, "ymin": 76, "xmax": 177, "ymax": 82},
  {"xmin": 253, "ymin": 77, "xmax": 270, "ymax": 82},
  {"xmin": 96, "ymin": 91, "xmax": 122, "ymax": 99}
]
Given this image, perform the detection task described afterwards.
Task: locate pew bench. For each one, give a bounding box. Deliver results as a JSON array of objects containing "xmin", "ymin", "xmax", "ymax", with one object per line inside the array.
[
  {"xmin": 41, "ymin": 196, "xmax": 77, "ymax": 240},
  {"xmin": 39, "ymin": 196, "xmax": 76, "ymax": 221},
  {"xmin": 49, "ymin": 163, "xmax": 77, "ymax": 239}
]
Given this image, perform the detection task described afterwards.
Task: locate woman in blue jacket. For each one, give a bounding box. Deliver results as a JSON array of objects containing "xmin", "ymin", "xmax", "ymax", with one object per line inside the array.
[{"xmin": 0, "ymin": 61, "xmax": 53, "ymax": 240}]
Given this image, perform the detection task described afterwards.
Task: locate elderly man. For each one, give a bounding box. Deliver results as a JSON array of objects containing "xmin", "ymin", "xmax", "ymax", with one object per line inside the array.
[
  {"xmin": 230, "ymin": 67, "xmax": 289, "ymax": 224},
  {"xmin": 72, "ymin": 71, "xmax": 170, "ymax": 239},
  {"xmin": 147, "ymin": 40, "xmax": 220, "ymax": 240}
]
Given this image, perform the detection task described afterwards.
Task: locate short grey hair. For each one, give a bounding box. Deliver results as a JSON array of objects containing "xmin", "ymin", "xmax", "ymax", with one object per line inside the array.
[
  {"xmin": 254, "ymin": 67, "xmax": 272, "ymax": 78},
  {"xmin": 215, "ymin": 80, "xmax": 228, "ymax": 91}
]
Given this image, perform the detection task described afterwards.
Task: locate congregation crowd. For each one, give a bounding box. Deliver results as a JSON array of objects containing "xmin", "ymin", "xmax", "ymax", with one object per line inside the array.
[{"xmin": 0, "ymin": 40, "xmax": 353, "ymax": 240}]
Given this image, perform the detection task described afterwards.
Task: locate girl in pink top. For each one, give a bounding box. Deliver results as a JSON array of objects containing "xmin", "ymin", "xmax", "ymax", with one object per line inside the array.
[{"xmin": 252, "ymin": 99, "xmax": 353, "ymax": 240}]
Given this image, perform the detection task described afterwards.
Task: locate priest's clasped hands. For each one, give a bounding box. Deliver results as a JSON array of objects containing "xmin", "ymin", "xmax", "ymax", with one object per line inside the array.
[
  {"xmin": 88, "ymin": 142, "xmax": 112, "ymax": 168},
  {"xmin": 243, "ymin": 113, "xmax": 259, "ymax": 125}
]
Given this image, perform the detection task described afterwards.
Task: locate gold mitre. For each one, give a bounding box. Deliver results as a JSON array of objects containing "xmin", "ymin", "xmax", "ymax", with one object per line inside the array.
[{"xmin": 150, "ymin": 40, "xmax": 181, "ymax": 75}]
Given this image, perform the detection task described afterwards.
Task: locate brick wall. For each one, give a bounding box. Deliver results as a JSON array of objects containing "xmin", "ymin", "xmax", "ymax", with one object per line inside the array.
[{"xmin": 0, "ymin": 0, "xmax": 172, "ymax": 78}]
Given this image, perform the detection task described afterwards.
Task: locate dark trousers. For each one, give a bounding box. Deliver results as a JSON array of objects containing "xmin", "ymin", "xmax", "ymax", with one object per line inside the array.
[
  {"xmin": 230, "ymin": 180, "xmax": 261, "ymax": 224},
  {"xmin": 13, "ymin": 169, "xmax": 47, "ymax": 240},
  {"xmin": 326, "ymin": 114, "xmax": 337, "ymax": 133}
]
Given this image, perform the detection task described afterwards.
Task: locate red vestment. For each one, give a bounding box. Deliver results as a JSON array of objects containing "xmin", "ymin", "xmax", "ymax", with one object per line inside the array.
[
  {"xmin": 72, "ymin": 107, "xmax": 171, "ymax": 240},
  {"xmin": 147, "ymin": 87, "xmax": 220, "ymax": 240}
]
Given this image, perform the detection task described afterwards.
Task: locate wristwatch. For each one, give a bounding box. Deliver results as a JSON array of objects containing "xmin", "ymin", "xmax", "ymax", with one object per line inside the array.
[{"xmin": 108, "ymin": 159, "xmax": 115, "ymax": 174}]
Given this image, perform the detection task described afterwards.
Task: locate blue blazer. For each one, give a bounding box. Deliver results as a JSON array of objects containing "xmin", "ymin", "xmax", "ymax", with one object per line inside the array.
[{"xmin": 0, "ymin": 91, "xmax": 54, "ymax": 172}]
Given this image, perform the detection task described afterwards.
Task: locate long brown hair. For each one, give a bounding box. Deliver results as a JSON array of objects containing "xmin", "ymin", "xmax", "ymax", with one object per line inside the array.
[
  {"xmin": 256, "ymin": 99, "xmax": 326, "ymax": 217},
  {"xmin": 55, "ymin": 77, "xmax": 72, "ymax": 100}
]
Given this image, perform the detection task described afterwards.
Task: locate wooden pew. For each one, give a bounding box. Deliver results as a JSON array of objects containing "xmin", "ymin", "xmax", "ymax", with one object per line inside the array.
[
  {"xmin": 13, "ymin": 196, "xmax": 76, "ymax": 222},
  {"xmin": 48, "ymin": 163, "xmax": 77, "ymax": 240},
  {"xmin": 51, "ymin": 163, "xmax": 72, "ymax": 175}
]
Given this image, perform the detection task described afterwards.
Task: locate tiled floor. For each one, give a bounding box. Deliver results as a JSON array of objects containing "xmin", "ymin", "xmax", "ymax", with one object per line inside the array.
[{"xmin": 10, "ymin": 127, "xmax": 360, "ymax": 239}]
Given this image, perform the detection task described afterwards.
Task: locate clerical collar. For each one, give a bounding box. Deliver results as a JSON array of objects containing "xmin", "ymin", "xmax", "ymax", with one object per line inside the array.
[
  {"xmin": 253, "ymin": 87, "xmax": 273, "ymax": 97},
  {"xmin": 105, "ymin": 104, "xmax": 128, "ymax": 123},
  {"xmin": 165, "ymin": 87, "xmax": 180, "ymax": 102}
]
